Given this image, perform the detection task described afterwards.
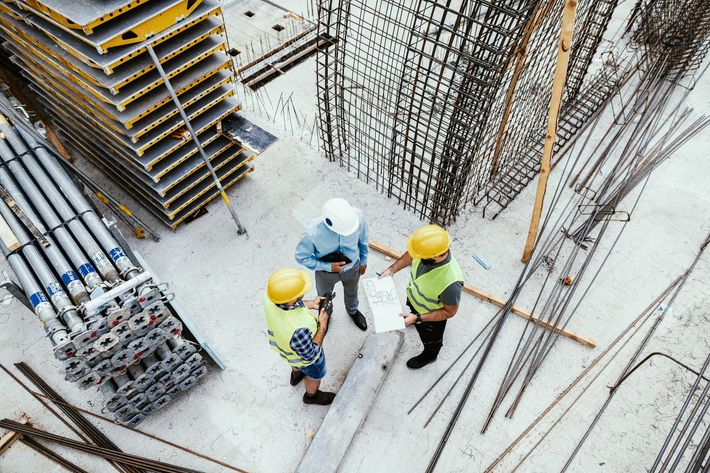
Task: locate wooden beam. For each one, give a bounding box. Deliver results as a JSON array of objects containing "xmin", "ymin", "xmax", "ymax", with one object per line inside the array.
[
  {"xmin": 368, "ymin": 241, "xmax": 596, "ymax": 348},
  {"xmin": 521, "ymin": 0, "xmax": 579, "ymax": 262},
  {"xmin": 0, "ymin": 414, "xmax": 29, "ymax": 455},
  {"xmin": 43, "ymin": 124, "xmax": 74, "ymax": 163},
  {"xmin": 0, "ymin": 213, "xmax": 20, "ymax": 252}
]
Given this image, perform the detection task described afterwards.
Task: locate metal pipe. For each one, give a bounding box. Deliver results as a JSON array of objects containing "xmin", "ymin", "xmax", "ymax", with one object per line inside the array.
[
  {"xmin": 0, "ymin": 163, "xmax": 89, "ymax": 307},
  {"xmin": 15, "ymin": 125, "xmax": 140, "ymax": 280},
  {"xmin": 0, "ymin": 119, "xmax": 120, "ymax": 286},
  {"xmin": 0, "ymin": 193, "xmax": 85, "ymax": 335},
  {"xmin": 0, "ymin": 123, "xmax": 109, "ymax": 294},
  {"xmin": 0, "ymin": 239, "xmax": 71, "ymax": 357}
]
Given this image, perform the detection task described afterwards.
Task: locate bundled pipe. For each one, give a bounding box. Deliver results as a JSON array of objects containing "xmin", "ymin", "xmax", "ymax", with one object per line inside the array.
[{"xmin": 0, "ymin": 91, "xmax": 208, "ymax": 425}]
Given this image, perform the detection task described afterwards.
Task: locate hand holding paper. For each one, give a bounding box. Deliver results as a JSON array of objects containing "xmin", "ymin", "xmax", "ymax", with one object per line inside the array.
[{"xmin": 362, "ymin": 276, "xmax": 405, "ymax": 333}]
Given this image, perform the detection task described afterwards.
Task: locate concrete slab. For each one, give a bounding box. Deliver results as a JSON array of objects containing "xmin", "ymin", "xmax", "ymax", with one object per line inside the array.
[{"xmin": 296, "ymin": 330, "xmax": 403, "ymax": 473}]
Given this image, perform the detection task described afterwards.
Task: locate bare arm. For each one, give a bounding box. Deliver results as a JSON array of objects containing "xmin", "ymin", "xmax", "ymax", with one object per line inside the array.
[
  {"xmin": 402, "ymin": 304, "xmax": 458, "ymax": 326},
  {"xmin": 380, "ymin": 251, "xmax": 414, "ymax": 278},
  {"xmin": 312, "ymin": 309, "xmax": 329, "ymax": 345}
]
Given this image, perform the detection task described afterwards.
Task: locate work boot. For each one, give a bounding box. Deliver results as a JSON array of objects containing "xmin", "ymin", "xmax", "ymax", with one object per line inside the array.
[
  {"xmin": 406, "ymin": 352, "xmax": 438, "ymax": 369},
  {"xmin": 349, "ymin": 310, "xmax": 368, "ymax": 331},
  {"xmin": 290, "ymin": 370, "xmax": 305, "ymax": 386},
  {"xmin": 303, "ymin": 390, "xmax": 336, "ymax": 405}
]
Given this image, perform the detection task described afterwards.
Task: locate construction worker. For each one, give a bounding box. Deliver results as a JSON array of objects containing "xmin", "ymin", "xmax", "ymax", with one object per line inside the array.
[
  {"xmin": 295, "ymin": 198, "xmax": 369, "ymax": 331},
  {"xmin": 379, "ymin": 225, "xmax": 464, "ymax": 369},
  {"xmin": 264, "ymin": 268, "xmax": 336, "ymax": 405}
]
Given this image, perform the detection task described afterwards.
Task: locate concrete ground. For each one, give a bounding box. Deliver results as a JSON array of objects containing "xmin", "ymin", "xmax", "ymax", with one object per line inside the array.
[{"xmin": 1, "ymin": 1, "xmax": 709, "ymax": 472}]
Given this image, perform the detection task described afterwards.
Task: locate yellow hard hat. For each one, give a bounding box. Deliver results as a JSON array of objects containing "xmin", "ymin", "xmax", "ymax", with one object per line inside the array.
[
  {"xmin": 266, "ymin": 269, "xmax": 312, "ymax": 304},
  {"xmin": 406, "ymin": 225, "xmax": 451, "ymax": 259}
]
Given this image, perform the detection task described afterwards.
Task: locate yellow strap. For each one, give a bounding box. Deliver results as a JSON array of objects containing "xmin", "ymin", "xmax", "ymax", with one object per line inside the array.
[
  {"xmin": 96, "ymin": 192, "xmax": 109, "ymax": 205},
  {"xmin": 220, "ymin": 191, "xmax": 230, "ymax": 205}
]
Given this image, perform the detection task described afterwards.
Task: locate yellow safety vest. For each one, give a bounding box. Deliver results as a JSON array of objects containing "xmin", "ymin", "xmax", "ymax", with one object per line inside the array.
[
  {"xmin": 263, "ymin": 296, "xmax": 320, "ymax": 367},
  {"xmin": 406, "ymin": 256, "xmax": 464, "ymax": 314}
]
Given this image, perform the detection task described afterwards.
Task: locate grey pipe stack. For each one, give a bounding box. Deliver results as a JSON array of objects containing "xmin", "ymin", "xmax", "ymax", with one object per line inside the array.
[
  {"xmin": 16, "ymin": 127, "xmax": 139, "ymax": 280},
  {"xmin": 0, "ymin": 93, "xmax": 208, "ymax": 425},
  {"xmin": 0, "ymin": 238, "xmax": 72, "ymax": 358}
]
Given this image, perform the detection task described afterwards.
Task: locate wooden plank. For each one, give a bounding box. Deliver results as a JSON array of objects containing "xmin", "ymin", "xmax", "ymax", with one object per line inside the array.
[
  {"xmin": 0, "ymin": 213, "xmax": 20, "ymax": 252},
  {"xmin": 0, "ymin": 414, "xmax": 29, "ymax": 454},
  {"xmin": 43, "ymin": 123, "xmax": 74, "ymax": 163},
  {"xmin": 521, "ymin": 0, "xmax": 579, "ymax": 262},
  {"xmin": 368, "ymin": 241, "xmax": 596, "ymax": 348},
  {"xmin": 295, "ymin": 331, "xmax": 404, "ymax": 473}
]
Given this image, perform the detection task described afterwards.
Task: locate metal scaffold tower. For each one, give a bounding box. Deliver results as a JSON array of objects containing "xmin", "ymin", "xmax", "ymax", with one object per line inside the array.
[{"xmin": 316, "ymin": 0, "xmax": 618, "ymax": 224}]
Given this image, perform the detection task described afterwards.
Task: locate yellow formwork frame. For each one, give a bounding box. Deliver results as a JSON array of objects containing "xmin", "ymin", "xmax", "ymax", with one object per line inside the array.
[
  {"xmin": 54, "ymin": 117, "xmax": 253, "ymax": 228},
  {"xmin": 27, "ymin": 61, "xmax": 237, "ymax": 168},
  {"xmin": 131, "ymin": 73, "xmax": 232, "ymax": 142},
  {"xmin": 0, "ymin": 13, "xmax": 224, "ymax": 95},
  {"xmin": 13, "ymin": 39, "xmax": 232, "ymax": 134},
  {"xmin": 59, "ymin": 117, "xmax": 241, "ymax": 205},
  {"xmin": 17, "ymin": 0, "xmax": 203, "ymax": 53},
  {"xmin": 38, "ymin": 5, "xmax": 221, "ymax": 74},
  {"xmin": 23, "ymin": 0, "xmax": 151, "ymax": 34},
  {"xmin": 34, "ymin": 84, "xmax": 232, "ymax": 187},
  {"xmin": 109, "ymin": 24, "xmax": 224, "ymax": 93},
  {"xmin": 4, "ymin": 21, "xmax": 227, "ymax": 112},
  {"xmin": 170, "ymin": 166, "xmax": 254, "ymax": 228}
]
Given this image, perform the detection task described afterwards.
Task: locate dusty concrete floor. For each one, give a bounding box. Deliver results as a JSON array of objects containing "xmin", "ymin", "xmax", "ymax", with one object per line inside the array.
[{"xmin": 1, "ymin": 1, "xmax": 709, "ymax": 472}]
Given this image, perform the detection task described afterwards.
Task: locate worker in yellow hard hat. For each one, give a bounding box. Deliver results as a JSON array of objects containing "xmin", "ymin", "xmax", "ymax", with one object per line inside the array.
[
  {"xmin": 264, "ymin": 268, "xmax": 336, "ymax": 404},
  {"xmin": 379, "ymin": 225, "xmax": 464, "ymax": 369}
]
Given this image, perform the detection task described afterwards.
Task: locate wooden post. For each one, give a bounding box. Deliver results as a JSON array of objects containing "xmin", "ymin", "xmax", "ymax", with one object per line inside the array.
[
  {"xmin": 521, "ymin": 0, "xmax": 578, "ymax": 263},
  {"xmin": 489, "ymin": 1, "xmax": 555, "ymax": 177},
  {"xmin": 0, "ymin": 213, "xmax": 20, "ymax": 252},
  {"xmin": 0, "ymin": 414, "xmax": 29, "ymax": 455},
  {"xmin": 369, "ymin": 241, "xmax": 596, "ymax": 348}
]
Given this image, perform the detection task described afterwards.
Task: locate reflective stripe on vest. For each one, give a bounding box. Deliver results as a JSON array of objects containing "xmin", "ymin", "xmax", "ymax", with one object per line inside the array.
[
  {"xmin": 263, "ymin": 296, "xmax": 320, "ymax": 367},
  {"xmin": 406, "ymin": 256, "xmax": 464, "ymax": 314}
]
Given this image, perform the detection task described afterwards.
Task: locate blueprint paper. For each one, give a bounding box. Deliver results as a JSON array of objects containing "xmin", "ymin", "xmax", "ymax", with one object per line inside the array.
[{"xmin": 362, "ymin": 277, "xmax": 405, "ymax": 333}]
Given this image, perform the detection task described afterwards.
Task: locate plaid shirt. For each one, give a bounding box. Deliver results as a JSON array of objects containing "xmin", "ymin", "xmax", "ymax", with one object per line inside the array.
[{"xmin": 277, "ymin": 302, "xmax": 322, "ymax": 362}]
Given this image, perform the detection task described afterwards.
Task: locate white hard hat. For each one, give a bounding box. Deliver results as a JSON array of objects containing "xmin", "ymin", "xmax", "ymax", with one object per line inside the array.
[{"xmin": 322, "ymin": 198, "xmax": 359, "ymax": 236}]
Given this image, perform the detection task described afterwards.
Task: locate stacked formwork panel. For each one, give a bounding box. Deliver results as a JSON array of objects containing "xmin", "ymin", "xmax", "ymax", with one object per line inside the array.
[
  {"xmin": 0, "ymin": 93, "xmax": 207, "ymax": 426},
  {"xmin": 0, "ymin": 0, "xmax": 254, "ymax": 228}
]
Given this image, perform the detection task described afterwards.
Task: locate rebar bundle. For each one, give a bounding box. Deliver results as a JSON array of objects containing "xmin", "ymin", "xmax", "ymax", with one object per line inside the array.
[
  {"xmin": 405, "ymin": 4, "xmax": 710, "ymax": 466},
  {"xmin": 316, "ymin": 0, "xmax": 618, "ymax": 224},
  {"xmin": 0, "ymin": 92, "xmax": 207, "ymax": 426},
  {"xmin": 0, "ymin": 0, "xmax": 255, "ymax": 229}
]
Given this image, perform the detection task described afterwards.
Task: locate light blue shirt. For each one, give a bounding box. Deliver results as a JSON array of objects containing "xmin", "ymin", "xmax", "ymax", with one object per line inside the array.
[{"xmin": 295, "ymin": 209, "xmax": 369, "ymax": 272}]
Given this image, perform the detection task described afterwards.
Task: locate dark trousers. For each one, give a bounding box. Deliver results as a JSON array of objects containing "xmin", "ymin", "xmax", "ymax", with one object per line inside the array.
[
  {"xmin": 315, "ymin": 262, "xmax": 360, "ymax": 315},
  {"xmin": 407, "ymin": 300, "xmax": 446, "ymax": 359}
]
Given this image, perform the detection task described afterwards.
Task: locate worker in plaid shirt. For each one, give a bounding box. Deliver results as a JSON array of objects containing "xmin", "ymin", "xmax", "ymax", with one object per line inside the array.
[{"xmin": 264, "ymin": 269, "xmax": 336, "ymax": 405}]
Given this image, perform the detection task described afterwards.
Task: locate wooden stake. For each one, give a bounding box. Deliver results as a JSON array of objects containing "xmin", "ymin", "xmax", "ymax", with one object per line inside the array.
[
  {"xmin": 43, "ymin": 124, "xmax": 73, "ymax": 163},
  {"xmin": 0, "ymin": 413, "xmax": 29, "ymax": 455},
  {"xmin": 521, "ymin": 0, "xmax": 579, "ymax": 263},
  {"xmin": 0, "ymin": 213, "xmax": 20, "ymax": 252},
  {"xmin": 369, "ymin": 241, "xmax": 596, "ymax": 348}
]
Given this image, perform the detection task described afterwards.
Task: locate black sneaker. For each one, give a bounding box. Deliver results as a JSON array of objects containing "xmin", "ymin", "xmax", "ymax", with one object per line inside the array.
[
  {"xmin": 406, "ymin": 352, "xmax": 438, "ymax": 369},
  {"xmin": 349, "ymin": 310, "xmax": 368, "ymax": 331},
  {"xmin": 303, "ymin": 390, "xmax": 336, "ymax": 405},
  {"xmin": 290, "ymin": 370, "xmax": 305, "ymax": 386}
]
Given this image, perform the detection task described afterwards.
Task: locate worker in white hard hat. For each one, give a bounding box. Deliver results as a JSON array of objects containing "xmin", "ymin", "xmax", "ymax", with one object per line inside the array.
[{"xmin": 295, "ymin": 198, "xmax": 369, "ymax": 331}]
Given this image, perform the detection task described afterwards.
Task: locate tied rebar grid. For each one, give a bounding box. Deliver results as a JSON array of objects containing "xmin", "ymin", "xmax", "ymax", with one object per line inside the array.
[
  {"xmin": 628, "ymin": 0, "xmax": 710, "ymax": 85},
  {"xmin": 316, "ymin": 0, "xmax": 618, "ymax": 224}
]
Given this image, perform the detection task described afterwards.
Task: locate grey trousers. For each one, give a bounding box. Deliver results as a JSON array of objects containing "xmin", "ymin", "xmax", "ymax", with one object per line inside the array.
[{"xmin": 315, "ymin": 263, "xmax": 360, "ymax": 315}]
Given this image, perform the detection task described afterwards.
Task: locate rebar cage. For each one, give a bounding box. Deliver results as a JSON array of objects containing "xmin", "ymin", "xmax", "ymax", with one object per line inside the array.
[{"xmin": 316, "ymin": 0, "xmax": 618, "ymax": 224}]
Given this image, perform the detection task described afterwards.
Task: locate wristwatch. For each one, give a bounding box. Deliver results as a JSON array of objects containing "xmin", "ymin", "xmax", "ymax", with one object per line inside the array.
[{"xmin": 415, "ymin": 315, "xmax": 423, "ymax": 325}]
